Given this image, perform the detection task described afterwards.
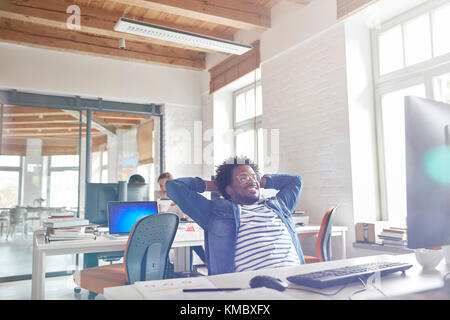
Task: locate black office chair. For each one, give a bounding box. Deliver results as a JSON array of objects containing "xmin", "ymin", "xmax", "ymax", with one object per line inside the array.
[{"xmin": 74, "ymin": 213, "xmax": 179, "ymax": 299}]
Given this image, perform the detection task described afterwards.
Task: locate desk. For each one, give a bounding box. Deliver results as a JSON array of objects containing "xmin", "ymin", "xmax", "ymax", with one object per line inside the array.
[
  {"xmin": 104, "ymin": 253, "xmax": 450, "ymax": 300},
  {"xmin": 31, "ymin": 225, "xmax": 347, "ymax": 300},
  {"xmin": 31, "ymin": 227, "xmax": 204, "ymax": 300}
]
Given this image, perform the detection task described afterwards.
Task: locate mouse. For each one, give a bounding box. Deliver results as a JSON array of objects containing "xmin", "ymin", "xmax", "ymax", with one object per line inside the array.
[{"xmin": 249, "ymin": 275, "xmax": 289, "ymax": 292}]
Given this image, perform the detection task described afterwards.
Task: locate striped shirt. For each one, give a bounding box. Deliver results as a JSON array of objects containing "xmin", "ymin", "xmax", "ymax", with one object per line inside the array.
[{"xmin": 234, "ymin": 202, "xmax": 300, "ymax": 272}]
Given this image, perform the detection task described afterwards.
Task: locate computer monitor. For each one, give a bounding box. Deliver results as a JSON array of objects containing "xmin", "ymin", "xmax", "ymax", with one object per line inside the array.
[
  {"xmin": 85, "ymin": 183, "xmax": 119, "ymax": 226},
  {"xmin": 85, "ymin": 182, "xmax": 149, "ymax": 226},
  {"xmin": 107, "ymin": 201, "xmax": 158, "ymax": 235},
  {"xmin": 127, "ymin": 183, "xmax": 150, "ymax": 201},
  {"xmin": 405, "ymin": 96, "xmax": 450, "ymax": 249}
]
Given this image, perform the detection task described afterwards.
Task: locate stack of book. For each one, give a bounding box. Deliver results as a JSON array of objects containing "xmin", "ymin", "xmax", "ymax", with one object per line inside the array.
[
  {"xmin": 42, "ymin": 217, "xmax": 97, "ymax": 241},
  {"xmin": 378, "ymin": 227, "xmax": 407, "ymax": 247}
]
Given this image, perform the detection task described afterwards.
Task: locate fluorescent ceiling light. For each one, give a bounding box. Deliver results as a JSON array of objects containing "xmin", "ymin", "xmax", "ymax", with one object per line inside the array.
[{"xmin": 114, "ymin": 17, "xmax": 252, "ymax": 55}]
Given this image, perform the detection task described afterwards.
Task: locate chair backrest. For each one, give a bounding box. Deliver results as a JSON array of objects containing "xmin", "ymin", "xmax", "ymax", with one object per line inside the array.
[
  {"xmin": 315, "ymin": 207, "xmax": 337, "ymax": 262},
  {"xmin": 9, "ymin": 208, "xmax": 27, "ymax": 224},
  {"xmin": 123, "ymin": 213, "xmax": 179, "ymax": 284}
]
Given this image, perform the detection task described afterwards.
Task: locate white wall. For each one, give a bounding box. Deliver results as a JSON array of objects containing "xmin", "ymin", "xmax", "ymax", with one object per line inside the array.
[
  {"xmin": 0, "ymin": 42, "xmax": 203, "ymax": 107},
  {"xmin": 262, "ymin": 23, "xmax": 356, "ymax": 257},
  {"xmin": 0, "ymin": 42, "xmax": 205, "ymax": 182},
  {"xmin": 162, "ymin": 103, "xmax": 203, "ymax": 179},
  {"xmin": 344, "ymin": 14, "xmax": 380, "ymax": 224}
]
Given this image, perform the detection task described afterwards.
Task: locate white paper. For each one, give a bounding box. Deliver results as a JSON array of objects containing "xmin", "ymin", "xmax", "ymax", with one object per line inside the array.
[
  {"xmin": 134, "ymin": 277, "xmax": 216, "ymax": 300},
  {"xmin": 134, "ymin": 278, "xmax": 294, "ymax": 300}
]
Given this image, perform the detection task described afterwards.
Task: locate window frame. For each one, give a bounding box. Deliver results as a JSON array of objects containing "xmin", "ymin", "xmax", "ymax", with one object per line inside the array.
[
  {"xmin": 372, "ymin": 0, "xmax": 450, "ymax": 222},
  {"xmin": 46, "ymin": 155, "xmax": 79, "ymax": 208},
  {"xmin": 0, "ymin": 156, "xmax": 24, "ymax": 207},
  {"xmin": 232, "ymin": 81, "xmax": 263, "ymax": 164}
]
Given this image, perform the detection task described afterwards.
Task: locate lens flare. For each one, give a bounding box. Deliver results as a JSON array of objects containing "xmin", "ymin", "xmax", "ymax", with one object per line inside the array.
[{"xmin": 423, "ymin": 146, "xmax": 450, "ymax": 184}]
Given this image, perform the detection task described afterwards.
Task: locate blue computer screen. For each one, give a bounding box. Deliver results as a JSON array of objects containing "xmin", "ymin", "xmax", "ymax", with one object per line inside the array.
[{"xmin": 108, "ymin": 201, "xmax": 158, "ymax": 234}]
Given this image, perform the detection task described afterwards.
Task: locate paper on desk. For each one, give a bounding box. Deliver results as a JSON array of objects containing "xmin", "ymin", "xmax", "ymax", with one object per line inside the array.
[
  {"xmin": 134, "ymin": 277, "xmax": 216, "ymax": 300},
  {"xmin": 134, "ymin": 278, "xmax": 294, "ymax": 300}
]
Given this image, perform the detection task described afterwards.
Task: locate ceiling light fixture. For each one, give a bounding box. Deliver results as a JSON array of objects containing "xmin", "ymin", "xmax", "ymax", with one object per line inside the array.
[{"xmin": 114, "ymin": 17, "xmax": 252, "ymax": 55}]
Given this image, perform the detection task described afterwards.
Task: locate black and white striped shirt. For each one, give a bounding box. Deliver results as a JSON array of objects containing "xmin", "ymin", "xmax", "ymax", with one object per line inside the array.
[{"xmin": 234, "ymin": 203, "xmax": 300, "ymax": 272}]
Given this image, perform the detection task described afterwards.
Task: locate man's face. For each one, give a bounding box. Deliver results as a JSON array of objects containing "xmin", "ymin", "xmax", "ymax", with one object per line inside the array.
[{"xmin": 225, "ymin": 165, "xmax": 260, "ymax": 205}]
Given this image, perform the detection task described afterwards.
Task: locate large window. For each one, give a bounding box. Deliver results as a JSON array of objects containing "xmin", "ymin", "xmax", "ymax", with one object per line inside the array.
[
  {"xmin": 233, "ymin": 82, "xmax": 263, "ymax": 169},
  {"xmin": 373, "ymin": 0, "xmax": 450, "ymax": 225},
  {"xmin": 47, "ymin": 155, "xmax": 79, "ymax": 208},
  {"xmin": 0, "ymin": 155, "xmax": 22, "ymax": 207},
  {"xmin": 91, "ymin": 151, "xmax": 108, "ymax": 183}
]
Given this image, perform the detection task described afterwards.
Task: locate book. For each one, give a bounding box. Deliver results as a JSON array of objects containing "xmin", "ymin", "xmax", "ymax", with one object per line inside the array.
[
  {"xmin": 378, "ymin": 231, "xmax": 406, "ymax": 239},
  {"xmin": 382, "ymin": 239, "xmax": 408, "ymax": 247},
  {"xmin": 43, "ymin": 218, "xmax": 90, "ymax": 228},
  {"xmin": 382, "ymin": 228, "xmax": 406, "ymax": 234}
]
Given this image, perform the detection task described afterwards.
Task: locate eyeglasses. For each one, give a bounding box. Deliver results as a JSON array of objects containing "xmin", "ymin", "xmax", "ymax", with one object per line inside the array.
[{"xmin": 235, "ymin": 173, "xmax": 259, "ymax": 185}]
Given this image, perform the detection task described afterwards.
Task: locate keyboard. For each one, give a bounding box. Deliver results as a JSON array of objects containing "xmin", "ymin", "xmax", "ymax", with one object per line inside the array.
[{"xmin": 287, "ymin": 261, "xmax": 413, "ymax": 289}]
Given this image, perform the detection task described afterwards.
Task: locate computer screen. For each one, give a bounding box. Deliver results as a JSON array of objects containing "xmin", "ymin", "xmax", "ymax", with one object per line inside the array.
[
  {"xmin": 405, "ymin": 96, "xmax": 450, "ymax": 249},
  {"xmin": 85, "ymin": 182, "xmax": 150, "ymax": 226},
  {"xmin": 85, "ymin": 183, "xmax": 119, "ymax": 226},
  {"xmin": 108, "ymin": 201, "xmax": 158, "ymax": 234},
  {"xmin": 127, "ymin": 183, "xmax": 150, "ymax": 201}
]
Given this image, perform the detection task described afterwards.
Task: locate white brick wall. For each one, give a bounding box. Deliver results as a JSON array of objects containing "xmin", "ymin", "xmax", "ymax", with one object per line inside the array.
[
  {"xmin": 201, "ymin": 93, "xmax": 215, "ymax": 180},
  {"xmin": 163, "ymin": 104, "xmax": 204, "ymax": 179},
  {"xmin": 262, "ymin": 24, "xmax": 356, "ymax": 258}
]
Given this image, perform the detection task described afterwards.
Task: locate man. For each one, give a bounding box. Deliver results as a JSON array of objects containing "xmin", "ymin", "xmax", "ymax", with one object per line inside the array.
[{"xmin": 166, "ymin": 156, "xmax": 305, "ymax": 275}]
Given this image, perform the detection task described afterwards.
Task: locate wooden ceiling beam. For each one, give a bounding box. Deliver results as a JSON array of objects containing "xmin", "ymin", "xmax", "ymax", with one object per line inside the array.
[
  {"xmin": 0, "ymin": 0, "xmax": 228, "ymax": 53},
  {"xmin": 2, "ymin": 123, "xmax": 86, "ymax": 130},
  {"xmin": 287, "ymin": 0, "xmax": 312, "ymax": 5},
  {"xmin": 0, "ymin": 17, "xmax": 205, "ymax": 69},
  {"xmin": 110, "ymin": 0, "xmax": 271, "ymax": 31},
  {"xmin": 2, "ymin": 115, "xmax": 79, "ymax": 124}
]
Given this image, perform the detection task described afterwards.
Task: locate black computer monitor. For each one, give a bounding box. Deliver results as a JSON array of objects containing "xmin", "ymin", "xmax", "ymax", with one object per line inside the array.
[
  {"xmin": 85, "ymin": 183, "xmax": 119, "ymax": 226},
  {"xmin": 85, "ymin": 182, "xmax": 150, "ymax": 226},
  {"xmin": 127, "ymin": 183, "xmax": 150, "ymax": 201},
  {"xmin": 405, "ymin": 96, "xmax": 450, "ymax": 249}
]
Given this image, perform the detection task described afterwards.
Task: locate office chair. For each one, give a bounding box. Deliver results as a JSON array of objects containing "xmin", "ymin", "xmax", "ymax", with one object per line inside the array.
[
  {"xmin": 6, "ymin": 207, "xmax": 27, "ymax": 240},
  {"xmin": 73, "ymin": 213, "xmax": 179, "ymax": 299},
  {"xmin": 303, "ymin": 206, "xmax": 337, "ymax": 263}
]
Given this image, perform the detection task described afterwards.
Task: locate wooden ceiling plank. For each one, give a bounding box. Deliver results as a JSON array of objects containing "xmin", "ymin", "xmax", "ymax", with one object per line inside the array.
[
  {"xmin": 0, "ymin": 18, "xmax": 205, "ymax": 69},
  {"xmin": 110, "ymin": 0, "xmax": 271, "ymax": 31},
  {"xmin": 0, "ymin": 0, "xmax": 233, "ymax": 48},
  {"xmin": 63, "ymin": 110, "xmax": 117, "ymax": 137},
  {"xmin": 288, "ymin": 0, "xmax": 312, "ymax": 5}
]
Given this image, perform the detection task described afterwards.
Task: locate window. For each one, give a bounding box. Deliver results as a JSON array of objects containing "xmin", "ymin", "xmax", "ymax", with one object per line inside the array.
[
  {"xmin": 373, "ymin": 0, "xmax": 450, "ymax": 225},
  {"xmin": 233, "ymin": 82, "xmax": 263, "ymax": 169},
  {"xmin": 47, "ymin": 155, "xmax": 79, "ymax": 208},
  {"xmin": 92, "ymin": 151, "xmax": 108, "ymax": 183},
  {"xmin": 376, "ymin": 2, "xmax": 450, "ymax": 77},
  {"xmin": 0, "ymin": 155, "xmax": 23, "ymax": 207}
]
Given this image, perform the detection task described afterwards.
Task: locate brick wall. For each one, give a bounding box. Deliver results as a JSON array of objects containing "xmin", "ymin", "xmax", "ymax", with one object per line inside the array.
[
  {"xmin": 163, "ymin": 103, "xmax": 204, "ymax": 179},
  {"xmin": 261, "ymin": 24, "xmax": 355, "ymax": 257}
]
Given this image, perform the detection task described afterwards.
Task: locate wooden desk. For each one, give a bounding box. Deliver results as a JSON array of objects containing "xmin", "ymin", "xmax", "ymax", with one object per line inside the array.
[
  {"xmin": 104, "ymin": 253, "xmax": 450, "ymax": 300},
  {"xmin": 31, "ymin": 227, "xmax": 204, "ymax": 300}
]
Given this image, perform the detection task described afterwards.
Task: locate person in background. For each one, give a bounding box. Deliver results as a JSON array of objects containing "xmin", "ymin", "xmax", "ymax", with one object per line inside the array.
[
  {"xmin": 128, "ymin": 174, "xmax": 146, "ymax": 184},
  {"xmin": 166, "ymin": 156, "xmax": 305, "ymax": 275},
  {"xmin": 157, "ymin": 172, "xmax": 206, "ymax": 271}
]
